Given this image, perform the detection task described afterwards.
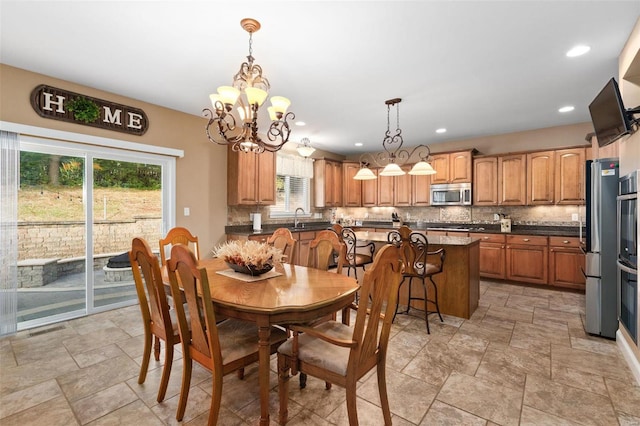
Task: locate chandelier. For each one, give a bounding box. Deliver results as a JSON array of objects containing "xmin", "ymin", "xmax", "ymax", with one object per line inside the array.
[
  {"xmin": 296, "ymin": 137, "xmax": 316, "ymax": 157},
  {"xmin": 203, "ymin": 18, "xmax": 294, "ymax": 153},
  {"xmin": 353, "ymin": 98, "xmax": 436, "ymax": 180}
]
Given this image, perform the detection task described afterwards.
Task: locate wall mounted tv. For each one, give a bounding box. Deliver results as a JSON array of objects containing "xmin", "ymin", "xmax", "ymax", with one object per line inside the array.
[{"xmin": 588, "ymin": 77, "xmax": 639, "ymax": 147}]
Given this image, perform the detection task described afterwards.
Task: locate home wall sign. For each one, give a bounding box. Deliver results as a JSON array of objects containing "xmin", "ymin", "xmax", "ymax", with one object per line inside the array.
[{"xmin": 30, "ymin": 85, "xmax": 149, "ymax": 136}]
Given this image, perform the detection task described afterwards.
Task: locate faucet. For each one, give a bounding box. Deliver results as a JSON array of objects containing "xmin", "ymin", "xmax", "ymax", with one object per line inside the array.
[{"xmin": 294, "ymin": 207, "xmax": 305, "ymax": 228}]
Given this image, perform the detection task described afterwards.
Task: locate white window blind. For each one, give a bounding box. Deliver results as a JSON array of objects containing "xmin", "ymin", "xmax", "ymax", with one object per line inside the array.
[{"xmin": 270, "ymin": 154, "xmax": 313, "ymax": 216}]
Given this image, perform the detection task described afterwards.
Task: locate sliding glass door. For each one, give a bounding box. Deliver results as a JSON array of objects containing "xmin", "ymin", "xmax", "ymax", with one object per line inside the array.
[{"xmin": 17, "ymin": 137, "xmax": 174, "ymax": 330}]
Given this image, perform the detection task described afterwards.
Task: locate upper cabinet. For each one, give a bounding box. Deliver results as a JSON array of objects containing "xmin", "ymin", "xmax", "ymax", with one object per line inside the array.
[
  {"xmin": 473, "ymin": 157, "xmax": 498, "ymax": 205},
  {"xmin": 393, "ymin": 165, "xmax": 413, "ymax": 206},
  {"xmin": 411, "ymin": 172, "xmax": 431, "ymax": 206},
  {"xmin": 430, "ymin": 150, "xmax": 473, "ymax": 184},
  {"xmin": 498, "ymin": 154, "xmax": 527, "ymax": 205},
  {"xmin": 342, "ymin": 162, "xmax": 362, "ymax": 207},
  {"xmin": 227, "ymin": 148, "xmax": 276, "ymax": 206},
  {"xmin": 555, "ymin": 148, "xmax": 586, "ymax": 205},
  {"xmin": 527, "ymin": 150, "xmax": 555, "ymax": 205},
  {"xmin": 314, "ymin": 159, "xmax": 343, "ymax": 208}
]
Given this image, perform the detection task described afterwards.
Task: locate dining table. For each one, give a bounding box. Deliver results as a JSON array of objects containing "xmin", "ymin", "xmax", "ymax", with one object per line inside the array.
[{"xmin": 163, "ymin": 257, "xmax": 359, "ymax": 425}]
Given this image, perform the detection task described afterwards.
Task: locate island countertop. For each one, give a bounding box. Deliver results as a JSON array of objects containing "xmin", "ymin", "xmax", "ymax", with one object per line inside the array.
[{"xmin": 355, "ymin": 231, "xmax": 480, "ymax": 247}]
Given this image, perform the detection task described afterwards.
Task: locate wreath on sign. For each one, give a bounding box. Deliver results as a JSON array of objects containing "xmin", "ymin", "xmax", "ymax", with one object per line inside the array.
[{"xmin": 66, "ymin": 96, "xmax": 100, "ymax": 123}]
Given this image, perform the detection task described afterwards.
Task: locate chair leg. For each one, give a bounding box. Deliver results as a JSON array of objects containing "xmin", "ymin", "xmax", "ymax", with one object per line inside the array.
[
  {"xmin": 208, "ymin": 372, "xmax": 223, "ymax": 426},
  {"xmin": 299, "ymin": 373, "xmax": 307, "ymax": 389},
  {"xmin": 138, "ymin": 329, "xmax": 152, "ymax": 384},
  {"xmin": 392, "ymin": 277, "xmax": 407, "ymax": 323},
  {"xmin": 175, "ymin": 351, "xmax": 192, "ymax": 421},
  {"xmin": 429, "ymin": 276, "xmax": 444, "ymax": 322},
  {"xmin": 345, "ymin": 379, "xmax": 359, "ymax": 426},
  {"xmin": 278, "ymin": 354, "xmax": 291, "ymax": 425},
  {"xmin": 405, "ymin": 277, "xmax": 414, "ymax": 315},
  {"xmin": 153, "ymin": 335, "xmax": 161, "ymax": 361},
  {"xmin": 236, "ymin": 368, "xmax": 245, "ymax": 380},
  {"xmin": 419, "ymin": 278, "xmax": 431, "ymax": 334},
  {"xmin": 157, "ymin": 342, "xmax": 173, "ymax": 402},
  {"xmin": 377, "ymin": 360, "xmax": 392, "ymax": 425}
]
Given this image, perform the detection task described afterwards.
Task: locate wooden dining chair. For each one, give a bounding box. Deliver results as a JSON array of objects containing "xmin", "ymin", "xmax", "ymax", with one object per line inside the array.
[
  {"xmin": 307, "ymin": 229, "xmax": 345, "ymax": 273},
  {"xmin": 166, "ymin": 244, "xmax": 288, "ymax": 424},
  {"xmin": 267, "ymin": 227, "xmax": 297, "ymax": 264},
  {"xmin": 277, "ymin": 244, "xmax": 404, "ymax": 425},
  {"xmin": 129, "ymin": 237, "xmax": 181, "ymax": 403},
  {"xmin": 388, "ymin": 225, "xmax": 446, "ymax": 334},
  {"xmin": 159, "ymin": 226, "xmax": 199, "ymax": 265},
  {"xmin": 331, "ymin": 223, "xmax": 375, "ymax": 281}
]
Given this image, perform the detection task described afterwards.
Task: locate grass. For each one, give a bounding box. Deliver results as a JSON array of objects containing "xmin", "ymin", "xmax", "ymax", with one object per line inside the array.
[{"xmin": 19, "ymin": 186, "xmax": 161, "ymax": 222}]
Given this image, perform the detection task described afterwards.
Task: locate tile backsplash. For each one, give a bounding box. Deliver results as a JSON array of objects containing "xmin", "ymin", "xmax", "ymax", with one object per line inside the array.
[{"xmin": 228, "ymin": 205, "xmax": 585, "ymax": 227}]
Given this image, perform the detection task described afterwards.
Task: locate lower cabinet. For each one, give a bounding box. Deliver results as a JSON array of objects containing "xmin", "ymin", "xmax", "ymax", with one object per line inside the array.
[
  {"xmin": 549, "ymin": 237, "xmax": 586, "ymax": 290},
  {"xmin": 295, "ymin": 231, "xmax": 316, "ymax": 266},
  {"xmin": 506, "ymin": 235, "xmax": 548, "ymax": 285},
  {"xmin": 470, "ymin": 233, "xmax": 506, "ymax": 280}
]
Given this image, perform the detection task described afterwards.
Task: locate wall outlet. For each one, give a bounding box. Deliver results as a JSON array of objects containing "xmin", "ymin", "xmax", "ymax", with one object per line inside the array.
[
  {"xmin": 571, "ymin": 213, "xmax": 579, "ymax": 222},
  {"xmin": 493, "ymin": 213, "xmax": 500, "ymax": 221},
  {"xmin": 183, "ymin": 207, "xmax": 190, "ymax": 216}
]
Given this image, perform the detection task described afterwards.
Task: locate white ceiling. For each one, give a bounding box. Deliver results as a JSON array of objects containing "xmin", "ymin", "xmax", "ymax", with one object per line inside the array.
[{"xmin": 1, "ymin": 1, "xmax": 639, "ymax": 155}]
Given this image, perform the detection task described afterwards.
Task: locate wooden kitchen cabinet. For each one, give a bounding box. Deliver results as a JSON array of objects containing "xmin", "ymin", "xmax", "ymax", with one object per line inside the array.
[
  {"xmin": 411, "ymin": 172, "xmax": 431, "ymax": 206},
  {"xmin": 555, "ymin": 148, "xmax": 585, "ymax": 205},
  {"xmin": 430, "ymin": 151, "xmax": 473, "ymax": 184},
  {"xmin": 527, "ymin": 150, "xmax": 555, "ymax": 205},
  {"xmin": 549, "ymin": 236, "xmax": 586, "ymax": 290},
  {"xmin": 498, "ymin": 154, "xmax": 527, "ymax": 205},
  {"xmin": 470, "ymin": 233, "xmax": 506, "ymax": 279},
  {"xmin": 473, "ymin": 156, "xmax": 498, "ymax": 205},
  {"xmin": 377, "ymin": 173, "xmax": 395, "ymax": 206},
  {"xmin": 394, "ymin": 165, "xmax": 412, "ymax": 206},
  {"xmin": 295, "ymin": 231, "xmax": 316, "ymax": 266},
  {"xmin": 506, "ymin": 235, "xmax": 548, "ymax": 285},
  {"xmin": 314, "ymin": 159, "xmax": 343, "ymax": 207},
  {"xmin": 342, "ymin": 162, "xmax": 362, "ymax": 207},
  {"xmin": 361, "ymin": 169, "xmax": 378, "ymax": 206},
  {"xmin": 227, "ymin": 148, "xmax": 276, "ymax": 206}
]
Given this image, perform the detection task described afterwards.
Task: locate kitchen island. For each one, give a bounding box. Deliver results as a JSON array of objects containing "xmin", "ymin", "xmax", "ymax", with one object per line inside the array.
[{"xmin": 356, "ymin": 231, "xmax": 480, "ymax": 320}]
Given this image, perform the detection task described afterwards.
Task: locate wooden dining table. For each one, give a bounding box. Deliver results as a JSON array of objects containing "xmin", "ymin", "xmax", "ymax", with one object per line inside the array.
[{"xmin": 164, "ymin": 257, "xmax": 359, "ymax": 425}]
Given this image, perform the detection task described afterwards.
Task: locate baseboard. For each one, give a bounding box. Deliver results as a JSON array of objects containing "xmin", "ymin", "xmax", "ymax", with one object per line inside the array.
[{"xmin": 617, "ymin": 329, "xmax": 640, "ymax": 385}]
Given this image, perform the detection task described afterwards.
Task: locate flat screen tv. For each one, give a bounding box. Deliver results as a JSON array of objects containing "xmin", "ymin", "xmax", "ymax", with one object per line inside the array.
[{"xmin": 588, "ymin": 78, "xmax": 632, "ymax": 147}]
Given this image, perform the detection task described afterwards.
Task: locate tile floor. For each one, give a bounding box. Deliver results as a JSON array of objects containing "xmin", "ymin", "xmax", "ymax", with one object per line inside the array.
[{"xmin": 2, "ymin": 280, "xmax": 640, "ymax": 425}]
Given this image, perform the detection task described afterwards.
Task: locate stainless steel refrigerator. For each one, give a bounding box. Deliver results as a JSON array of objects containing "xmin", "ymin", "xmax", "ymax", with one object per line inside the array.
[{"xmin": 585, "ymin": 158, "xmax": 619, "ymax": 338}]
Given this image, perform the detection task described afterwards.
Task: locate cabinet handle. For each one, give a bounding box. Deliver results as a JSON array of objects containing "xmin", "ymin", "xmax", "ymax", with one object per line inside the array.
[
  {"xmin": 550, "ymin": 249, "xmax": 554, "ymax": 252},
  {"xmin": 501, "ymin": 245, "xmax": 505, "ymax": 249},
  {"xmin": 563, "ymin": 240, "xmax": 569, "ymax": 244},
  {"xmin": 523, "ymin": 238, "xmax": 530, "ymax": 242},
  {"xmin": 483, "ymin": 236, "xmax": 489, "ymax": 240}
]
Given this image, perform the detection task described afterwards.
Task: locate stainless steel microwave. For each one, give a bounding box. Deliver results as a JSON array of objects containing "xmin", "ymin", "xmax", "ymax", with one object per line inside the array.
[{"xmin": 430, "ymin": 183, "xmax": 472, "ymax": 206}]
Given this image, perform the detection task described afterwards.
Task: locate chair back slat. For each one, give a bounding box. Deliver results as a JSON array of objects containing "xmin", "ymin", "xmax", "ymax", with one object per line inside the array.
[
  {"xmin": 308, "ymin": 230, "xmax": 345, "ymax": 273},
  {"xmin": 349, "ymin": 244, "xmax": 403, "ymax": 372},
  {"xmin": 167, "ymin": 244, "xmax": 222, "ymax": 370},
  {"xmin": 129, "ymin": 237, "xmax": 172, "ymax": 338},
  {"xmin": 159, "ymin": 227, "xmax": 200, "ymax": 265}
]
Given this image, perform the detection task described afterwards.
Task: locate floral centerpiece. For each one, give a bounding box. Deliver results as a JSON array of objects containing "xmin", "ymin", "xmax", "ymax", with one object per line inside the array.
[{"xmin": 213, "ymin": 240, "xmax": 285, "ymax": 276}]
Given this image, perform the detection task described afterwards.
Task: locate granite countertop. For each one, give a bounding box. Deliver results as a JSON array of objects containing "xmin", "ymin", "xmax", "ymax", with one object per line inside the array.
[{"xmin": 226, "ymin": 221, "xmax": 582, "ymax": 238}]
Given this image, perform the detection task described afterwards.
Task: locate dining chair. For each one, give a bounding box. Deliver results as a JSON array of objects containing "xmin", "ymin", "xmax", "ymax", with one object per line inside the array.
[
  {"xmin": 267, "ymin": 227, "xmax": 297, "ymax": 264},
  {"xmin": 166, "ymin": 244, "xmax": 288, "ymax": 424},
  {"xmin": 307, "ymin": 229, "xmax": 345, "ymax": 273},
  {"xmin": 331, "ymin": 223, "xmax": 375, "ymax": 281},
  {"xmin": 159, "ymin": 226, "xmax": 200, "ymax": 266},
  {"xmin": 277, "ymin": 243, "xmax": 404, "ymax": 425},
  {"xmin": 388, "ymin": 225, "xmax": 446, "ymax": 334},
  {"xmin": 129, "ymin": 237, "xmax": 181, "ymax": 403}
]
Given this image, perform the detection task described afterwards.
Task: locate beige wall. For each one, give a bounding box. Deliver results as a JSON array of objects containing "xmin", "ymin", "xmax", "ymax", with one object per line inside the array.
[
  {"xmin": 619, "ymin": 16, "xmax": 640, "ymax": 177},
  {"xmin": 0, "ymin": 64, "xmax": 228, "ymax": 253}
]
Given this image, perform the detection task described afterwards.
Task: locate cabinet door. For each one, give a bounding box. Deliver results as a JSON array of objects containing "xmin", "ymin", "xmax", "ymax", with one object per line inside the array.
[
  {"xmin": 227, "ymin": 148, "xmax": 258, "ymax": 205},
  {"xmin": 555, "ymin": 148, "xmax": 585, "ymax": 205},
  {"xmin": 362, "ymin": 169, "xmax": 378, "ymax": 206},
  {"xmin": 479, "ymin": 242, "xmax": 506, "ymax": 279},
  {"xmin": 394, "ymin": 166, "xmax": 412, "ymax": 206},
  {"xmin": 330, "ymin": 161, "xmax": 343, "ymax": 207},
  {"xmin": 342, "ymin": 162, "xmax": 362, "ymax": 207},
  {"xmin": 473, "ymin": 157, "xmax": 498, "ymax": 205},
  {"xmin": 411, "ymin": 173, "xmax": 431, "ymax": 206},
  {"xmin": 527, "ymin": 151, "xmax": 554, "ymax": 205},
  {"xmin": 430, "ymin": 154, "xmax": 450, "ymax": 184},
  {"xmin": 377, "ymin": 174, "xmax": 394, "ymax": 206},
  {"xmin": 296, "ymin": 231, "xmax": 316, "ymax": 266},
  {"xmin": 506, "ymin": 235, "xmax": 548, "ymax": 284},
  {"xmin": 257, "ymin": 150, "xmax": 276, "ymax": 205},
  {"xmin": 498, "ymin": 154, "xmax": 526, "ymax": 205},
  {"xmin": 549, "ymin": 237, "xmax": 585, "ymax": 289},
  {"xmin": 450, "ymin": 151, "xmax": 472, "ymax": 183}
]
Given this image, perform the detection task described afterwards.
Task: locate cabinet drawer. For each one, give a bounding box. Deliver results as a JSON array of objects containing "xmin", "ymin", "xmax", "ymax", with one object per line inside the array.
[
  {"xmin": 297, "ymin": 231, "xmax": 316, "ymax": 242},
  {"xmin": 506, "ymin": 235, "xmax": 548, "ymax": 246},
  {"xmin": 549, "ymin": 236, "xmax": 582, "ymax": 248},
  {"xmin": 470, "ymin": 233, "xmax": 505, "ymax": 243},
  {"xmin": 248, "ymin": 234, "xmax": 270, "ymax": 243}
]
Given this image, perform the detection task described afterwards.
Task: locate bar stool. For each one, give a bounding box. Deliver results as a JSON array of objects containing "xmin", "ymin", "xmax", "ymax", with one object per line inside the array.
[{"xmin": 388, "ymin": 225, "xmax": 446, "ymax": 333}]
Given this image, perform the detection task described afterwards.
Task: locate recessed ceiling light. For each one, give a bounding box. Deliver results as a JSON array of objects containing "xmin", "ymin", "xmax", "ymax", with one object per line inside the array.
[
  {"xmin": 295, "ymin": 121, "xmax": 306, "ymax": 126},
  {"xmin": 355, "ymin": 142, "xmax": 363, "ymax": 147},
  {"xmin": 566, "ymin": 45, "xmax": 591, "ymax": 57},
  {"xmin": 558, "ymin": 106, "xmax": 575, "ymax": 113},
  {"xmin": 436, "ymin": 128, "xmax": 447, "ymax": 134}
]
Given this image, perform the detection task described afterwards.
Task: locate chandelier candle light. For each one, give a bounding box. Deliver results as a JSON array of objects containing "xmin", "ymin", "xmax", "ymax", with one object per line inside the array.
[
  {"xmin": 203, "ymin": 18, "xmax": 295, "ymax": 153},
  {"xmin": 353, "ymin": 98, "xmax": 436, "ymax": 180}
]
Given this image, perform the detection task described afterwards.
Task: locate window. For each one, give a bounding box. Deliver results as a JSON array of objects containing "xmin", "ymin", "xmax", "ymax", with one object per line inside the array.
[{"xmin": 270, "ymin": 154, "xmax": 313, "ymax": 216}]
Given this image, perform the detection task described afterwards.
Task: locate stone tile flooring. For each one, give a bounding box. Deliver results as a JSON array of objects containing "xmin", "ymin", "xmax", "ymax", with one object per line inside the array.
[{"xmin": 2, "ymin": 280, "xmax": 640, "ymax": 425}]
